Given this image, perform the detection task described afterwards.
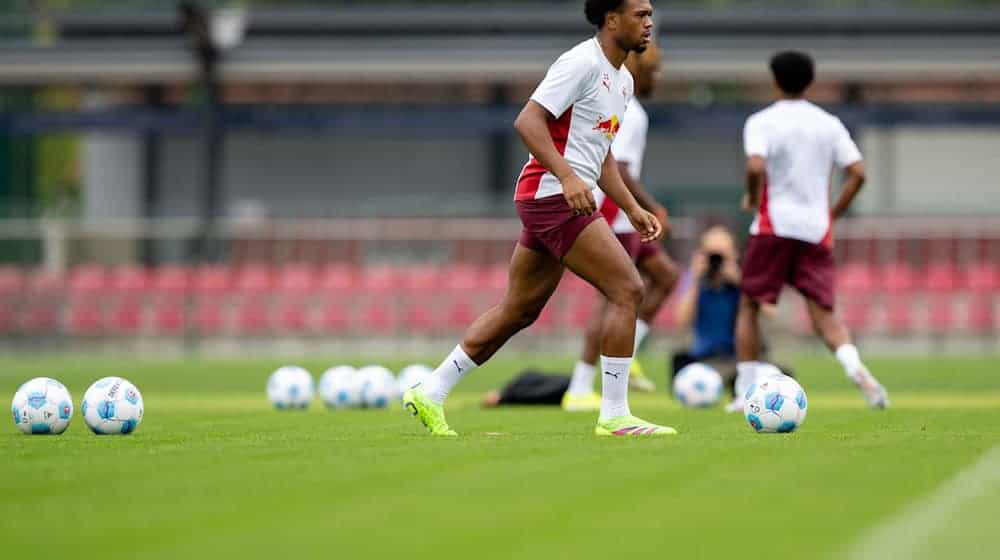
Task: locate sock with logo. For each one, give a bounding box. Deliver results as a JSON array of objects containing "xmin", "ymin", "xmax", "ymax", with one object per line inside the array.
[
  {"xmin": 633, "ymin": 319, "xmax": 651, "ymax": 354},
  {"xmin": 567, "ymin": 361, "xmax": 597, "ymax": 396},
  {"xmin": 599, "ymin": 355, "xmax": 632, "ymax": 420},
  {"xmin": 422, "ymin": 344, "xmax": 478, "ymax": 404}
]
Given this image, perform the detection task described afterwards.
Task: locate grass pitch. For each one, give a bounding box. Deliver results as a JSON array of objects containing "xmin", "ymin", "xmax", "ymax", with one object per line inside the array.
[{"xmin": 2, "ymin": 352, "xmax": 999, "ymax": 559}]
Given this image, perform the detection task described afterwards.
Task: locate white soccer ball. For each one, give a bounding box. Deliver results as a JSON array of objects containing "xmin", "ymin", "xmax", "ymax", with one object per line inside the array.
[
  {"xmin": 81, "ymin": 377, "xmax": 144, "ymax": 435},
  {"xmin": 355, "ymin": 365, "xmax": 396, "ymax": 409},
  {"xmin": 319, "ymin": 366, "xmax": 358, "ymax": 409},
  {"xmin": 397, "ymin": 364, "xmax": 432, "ymax": 395},
  {"xmin": 11, "ymin": 377, "xmax": 74, "ymax": 435},
  {"xmin": 744, "ymin": 374, "xmax": 808, "ymax": 434},
  {"xmin": 267, "ymin": 366, "xmax": 314, "ymax": 409},
  {"xmin": 755, "ymin": 363, "xmax": 786, "ymax": 380},
  {"xmin": 673, "ymin": 363, "xmax": 723, "ymax": 408}
]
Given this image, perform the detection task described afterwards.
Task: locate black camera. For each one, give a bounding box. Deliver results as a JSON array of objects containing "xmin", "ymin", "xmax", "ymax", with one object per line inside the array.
[{"xmin": 706, "ymin": 253, "xmax": 724, "ymax": 279}]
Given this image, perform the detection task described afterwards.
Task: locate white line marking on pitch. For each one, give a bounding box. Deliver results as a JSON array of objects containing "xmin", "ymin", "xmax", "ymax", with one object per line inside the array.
[{"xmin": 842, "ymin": 443, "xmax": 1000, "ymax": 560}]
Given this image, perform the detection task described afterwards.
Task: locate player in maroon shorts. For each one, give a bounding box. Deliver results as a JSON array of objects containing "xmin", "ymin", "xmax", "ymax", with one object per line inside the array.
[
  {"xmin": 403, "ymin": 0, "xmax": 678, "ymax": 437},
  {"xmin": 730, "ymin": 50, "xmax": 889, "ymax": 412},
  {"xmin": 563, "ymin": 42, "xmax": 679, "ymax": 411}
]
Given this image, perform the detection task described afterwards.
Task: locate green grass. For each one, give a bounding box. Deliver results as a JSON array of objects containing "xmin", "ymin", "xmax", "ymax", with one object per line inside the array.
[{"xmin": 2, "ymin": 353, "xmax": 999, "ymax": 559}]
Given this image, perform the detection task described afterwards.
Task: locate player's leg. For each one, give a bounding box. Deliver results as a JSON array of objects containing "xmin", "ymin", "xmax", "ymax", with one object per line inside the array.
[
  {"xmin": 405, "ymin": 243, "xmax": 563, "ymax": 435},
  {"xmin": 629, "ymin": 247, "xmax": 679, "ymax": 391},
  {"xmin": 562, "ymin": 219, "xmax": 676, "ymax": 435},
  {"xmin": 563, "ymin": 294, "xmax": 607, "ymax": 411}
]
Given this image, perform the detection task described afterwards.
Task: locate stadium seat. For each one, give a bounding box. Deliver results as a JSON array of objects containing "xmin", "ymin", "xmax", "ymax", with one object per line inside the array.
[
  {"xmin": 840, "ymin": 297, "xmax": 873, "ymax": 332},
  {"xmin": 109, "ymin": 266, "xmax": 151, "ymax": 298},
  {"xmin": 403, "ymin": 265, "xmax": 441, "ymax": 295},
  {"xmin": 67, "ymin": 301, "xmax": 104, "ymax": 335},
  {"xmin": 359, "ymin": 301, "xmax": 398, "ymax": 332},
  {"xmin": 25, "ymin": 269, "xmax": 64, "ymax": 298},
  {"xmin": 107, "ymin": 299, "xmax": 144, "ymax": 333},
  {"xmin": 443, "ymin": 300, "xmax": 477, "ymax": 331},
  {"xmin": 19, "ymin": 303, "xmax": 59, "ymax": 333},
  {"xmin": 0, "ymin": 304, "xmax": 15, "ymax": 334},
  {"xmin": 151, "ymin": 300, "xmax": 186, "ymax": 335},
  {"xmin": 318, "ymin": 301, "xmax": 351, "ymax": 332},
  {"xmin": 403, "ymin": 301, "xmax": 437, "ymax": 331},
  {"xmin": 318, "ymin": 263, "xmax": 360, "ymax": 294},
  {"xmin": 275, "ymin": 298, "xmax": 310, "ymax": 333},
  {"xmin": 926, "ymin": 296, "xmax": 957, "ymax": 333},
  {"xmin": 68, "ymin": 265, "xmax": 108, "ymax": 296},
  {"xmin": 883, "ymin": 298, "xmax": 914, "ymax": 334},
  {"xmin": 567, "ymin": 300, "xmax": 596, "ymax": 329},
  {"xmin": 0, "ymin": 267, "xmax": 25, "ymax": 298},
  {"xmin": 276, "ymin": 264, "xmax": 319, "ymax": 295},
  {"xmin": 966, "ymin": 263, "xmax": 999, "ymax": 294},
  {"xmin": 483, "ymin": 264, "xmax": 509, "ymax": 298},
  {"xmin": 966, "ymin": 296, "xmax": 996, "ymax": 334},
  {"xmin": 361, "ymin": 265, "xmax": 404, "ymax": 296},
  {"xmin": 837, "ymin": 262, "xmax": 876, "ymax": 295},
  {"xmin": 235, "ymin": 300, "xmax": 271, "ymax": 334},
  {"xmin": 923, "ymin": 263, "xmax": 961, "ymax": 293},
  {"xmin": 234, "ymin": 265, "xmax": 274, "ymax": 295},
  {"xmin": 193, "ymin": 265, "xmax": 233, "ymax": 296},
  {"xmin": 193, "ymin": 299, "xmax": 227, "ymax": 334},
  {"xmin": 441, "ymin": 264, "xmax": 483, "ymax": 293},
  {"xmin": 881, "ymin": 263, "xmax": 916, "ymax": 294},
  {"xmin": 152, "ymin": 265, "xmax": 193, "ymax": 298}
]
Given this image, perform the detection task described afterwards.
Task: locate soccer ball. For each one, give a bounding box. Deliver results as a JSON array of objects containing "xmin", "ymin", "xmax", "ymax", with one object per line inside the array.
[
  {"xmin": 743, "ymin": 374, "xmax": 808, "ymax": 434},
  {"xmin": 81, "ymin": 377, "xmax": 144, "ymax": 435},
  {"xmin": 396, "ymin": 364, "xmax": 432, "ymax": 395},
  {"xmin": 267, "ymin": 366, "xmax": 314, "ymax": 409},
  {"xmin": 355, "ymin": 365, "xmax": 396, "ymax": 409},
  {"xmin": 11, "ymin": 377, "xmax": 74, "ymax": 435},
  {"xmin": 755, "ymin": 363, "xmax": 785, "ymax": 380},
  {"xmin": 318, "ymin": 366, "xmax": 358, "ymax": 409},
  {"xmin": 673, "ymin": 363, "xmax": 723, "ymax": 408}
]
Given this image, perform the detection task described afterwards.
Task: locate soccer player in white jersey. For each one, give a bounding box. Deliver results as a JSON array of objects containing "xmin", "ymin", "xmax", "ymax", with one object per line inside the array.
[
  {"xmin": 403, "ymin": 0, "xmax": 678, "ymax": 437},
  {"xmin": 731, "ymin": 51, "xmax": 889, "ymax": 412},
  {"xmin": 563, "ymin": 42, "xmax": 679, "ymax": 411}
]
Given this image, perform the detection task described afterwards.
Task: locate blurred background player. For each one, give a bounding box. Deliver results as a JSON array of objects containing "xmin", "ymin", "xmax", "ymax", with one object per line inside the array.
[
  {"xmin": 403, "ymin": 0, "xmax": 677, "ymax": 437},
  {"xmin": 732, "ymin": 50, "xmax": 889, "ymax": 412},
  {"xmin": 671, "ymin": 224, "xmax": 794, "ymax": 400},
  {"xmin": 562, "ymin": 40, "xmax": 679, "ymax": 411}
]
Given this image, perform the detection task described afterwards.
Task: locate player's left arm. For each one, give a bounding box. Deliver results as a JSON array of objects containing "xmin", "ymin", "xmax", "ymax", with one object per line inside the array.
[
  {"xmin": 743, "ymin": 155, "xmax": 766, "ymax": 211},
  {"xmin": 831, "ymin": 161, "xmax": 866, "ymax": 219},
  {"xmin": 599, "ymin": 151, "xmax": 662, "ymax": 242}
]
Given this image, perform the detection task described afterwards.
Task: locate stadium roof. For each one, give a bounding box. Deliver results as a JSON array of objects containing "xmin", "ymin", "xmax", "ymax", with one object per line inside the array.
[{"xmin": 1, "ymin": 7, "xmax": 999, "ymax": 85}]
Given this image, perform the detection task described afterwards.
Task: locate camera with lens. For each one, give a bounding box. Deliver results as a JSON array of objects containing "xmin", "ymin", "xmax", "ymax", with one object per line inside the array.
[{"xmin": 705, "ymin": 252, "xmax": 724, "ymax": 280}]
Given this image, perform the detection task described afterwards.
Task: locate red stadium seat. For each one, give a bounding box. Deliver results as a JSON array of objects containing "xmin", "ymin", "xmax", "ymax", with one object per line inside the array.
[
  {"xmin": 883, "ymin": 299, "xmax": 914, "ymax": 334},
  {"xmin": 403, "ymin": 265, "xmax": 441, "ymax": 295},
  {"xmin": 152, "ymin": 265, "xmax": 192, "ymax": 298},
  {"xmin": 924, "ymin": 263, "xmax": 961, "ymax": 294},
  {"xmin": 966, "ymin": 297, "xmax": 996, "ymax": 334},
  {"xmin": 0, "ymin": 304, "xmax": 16, "ymax": 334},
  {"xmin": 441, "ymin": 264, "xmax": 483, "ymax": 293},
  {"xmin": 20, "ymin": 303, "xmax": 59, "ymax": 333},
  {"xmin": 276, "ymin": 265, "xmax": 318, "ymax": 295},
  {"xmin": 881, "ymin": 263, "xmax": 916, "ymax": 294},
  {"xmin": 68, "ymin": 266, "xmax": 108, "ymax": 296},
  {"xmin": 840, "ymin": 297, "xmax": 873, "ymax": 332},
  {"xmin": 151, "ymin": 300, "xmax": 186, "ymax": 334},
  {"xmin": 359, "ymin": 301, "xmax": 398, "ymax": 332},
  {"xmin": 567, "ymin": 300, "xmax": 596, "ymax": 329},
  {"xmin": 403, "ymin": 302, "xmax": 437, "ymax": 331},
  {"xmin": 234, "ymin": 265, "xmax": 273, "ymax": 295},
  {"xmin": 193, "ymin": 300, "xmax": 227, "ymax": 334},
  {"xmin": 318, "ymin": 301, "xmax": 351, "ymax": 332},
  {"xmin": 966, "ymin": 263, "xmax": 999, "ymax": 294},
  {"xmin": 109, "ymin": 266, "xmax": 151, "ymax": 297},
  {"xmin": 67, "ymin": 301, "xmax": 104, "ymax": 335},
  {"xmin": 483, "ymin": 264, "xmax": 509, "ymax": 298},
  {"xmin": 275, "ymin": 298, "xmax": 310, "ymax": 333},
  {"xmin": 361, "ymin": 265, "xmax": 404, "ymax": 296},
  {"xmin": 107, "ymin": 299, "xmax": 144, "ymax": 333},
  {"xmin": 837, "ymin": 262, "xmax": 876, "ymax": 295},
  {"xmin": 318, "ymin": 264, "xmax": 360, "ymax": 294},
  {"xmin": 235, "ymin": 300, "xmax": 271, "ymax": 334},
  {"xmin": 444, "ymin": 300, "xmax": 477, "ymax": 331},
  {"xmin": 926, "ymin": 296, "xmax": 956, "ymax": 333},
  {"xmin": 193, "ymin": 265, "xmax": 232, "ymax": 296},
  {"xmin": 25, "ymin": 269, "xmax": 64, "ymax": 298},
  {"xmin": 0, "ymin": 267, "xmax": 25, "ymax": 298}
]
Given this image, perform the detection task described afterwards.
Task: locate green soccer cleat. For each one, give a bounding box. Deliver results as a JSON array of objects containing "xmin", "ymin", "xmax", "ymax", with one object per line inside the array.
[
  {"xmin": 561, "ymin": 391, "xmax": 602, "ymax": 412},
  {"xmin": 595, "ymin": 415, "xmax": 678, "ymax": 437},
  {"xmin": 628, "ymin": 360, "xmax": 656, "ymax": 392},
  {"xmin": 402, "ymin": 385, "xmax": 458, "ymax": 437}
]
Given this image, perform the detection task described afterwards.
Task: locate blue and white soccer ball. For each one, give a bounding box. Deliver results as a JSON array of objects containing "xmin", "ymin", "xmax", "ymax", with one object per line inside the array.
[
  {"xmin": 396, "ymin": 364, "xmax": 432, "ymax": 396},
  {"xmin": 81, "ymin": 377, "xmax": 144, "ymax": 435},
  {"xmin": 11, "ymin": 377, "xmax": 74, "ymax": 435},
  {"xmin": 673, "ymin": 363, "xmax": 723, "ymax": 408},
  {"xmin": 743, "ymin": 373, "xmax": 808, "ymax": 434},
  {"xmin": 355, "ymin": 365, "xmax": 396, "ymax": 409},
  {"xmin": 267, "ymin": 366, "xmax": 314, "ymax": 409},
  {"xmin": 319, "ymin": 366, "xmax": 359, "ymax": 409}
]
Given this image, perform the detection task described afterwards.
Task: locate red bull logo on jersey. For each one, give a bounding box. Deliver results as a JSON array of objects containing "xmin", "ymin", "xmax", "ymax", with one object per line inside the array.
[{"xmin": 593, "ymin": 114, "xmax": 620, "ymax": 139}]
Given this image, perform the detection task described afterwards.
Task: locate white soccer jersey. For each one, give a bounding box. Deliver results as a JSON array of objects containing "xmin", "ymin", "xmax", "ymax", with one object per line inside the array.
[
  {"xmin": 743, "ymin": 99, "xmax": 862, "ymax": 246},
  {"xmin": 515, "ymin": 38, "xmax": 634, "ymax": 201},
  {"xmin": 597, "ymin": 100, "xmax": 649, "ymax": 233}
]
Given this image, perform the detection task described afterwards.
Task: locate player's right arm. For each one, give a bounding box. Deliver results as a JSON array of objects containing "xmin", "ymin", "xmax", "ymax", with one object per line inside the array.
[
  {"xmin": 514, "ymin": 101, "xmax": 595, "ymax": 215},
  {"xmin": 742, "ymin": 115, "xmax": 768, "ymax": 212},
  {"xmin": 830, "ymin": 119, "xmax": 866, "ymax": 219}
]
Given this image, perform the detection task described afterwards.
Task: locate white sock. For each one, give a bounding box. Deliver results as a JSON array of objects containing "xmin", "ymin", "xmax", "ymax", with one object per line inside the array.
[
  {"xmin": 734, "ymin": 361, "xmax": 760, "ymax": 401},
  {"xmin": 633, "ymin": 319, "xmax": 651, "ymax": 354},
  {"xmin": 835, "ymin": 344, "xmax": 865, "ymax": 380},
  {"xmin": 567, "ymin": 361, "xmax": 597, "ymax": 396},
  {"xmin": 599, "ymin": 355, "xmax": 632, "ymax": 420},
  {"xmin": 422, "ymin": 345, "xmax": 477, "ymax": 404}
]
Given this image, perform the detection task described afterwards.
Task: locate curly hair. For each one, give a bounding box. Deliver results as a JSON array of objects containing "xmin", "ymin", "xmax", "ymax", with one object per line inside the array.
[{"xmin": 585, "ymin": 0, "xmax": 626, "ymax": 28}]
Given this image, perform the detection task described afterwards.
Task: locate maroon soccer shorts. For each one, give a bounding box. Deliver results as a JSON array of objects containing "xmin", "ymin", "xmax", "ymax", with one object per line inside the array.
[
  {"xmin": 614, "ymin": 232, "xmax": 642, "ymax": 260},
  {"xmin": 515, "ymin": 194, "xmax": 601, "ymax": 261},
  {"xmin": 636, "ymin": 238, "xmax": 664, "ymax": 263},
  {"xmin": 741, "ymin": 234, "xmax": 836, "ymax": 310}
]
